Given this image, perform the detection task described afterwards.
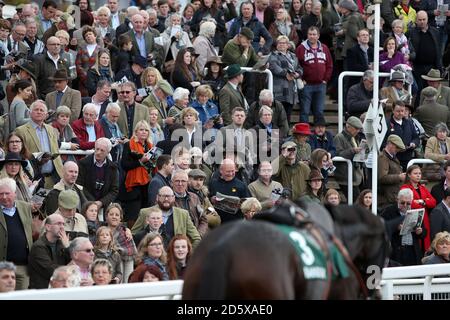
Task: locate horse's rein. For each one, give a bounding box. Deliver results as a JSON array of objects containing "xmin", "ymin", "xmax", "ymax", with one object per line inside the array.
[{"xmin": 331, "ymin": 236, "xmax": 369, "ymax": 299}]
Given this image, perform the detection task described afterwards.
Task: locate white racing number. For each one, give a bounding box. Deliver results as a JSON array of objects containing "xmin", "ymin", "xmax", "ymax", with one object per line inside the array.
[{"xmin": 289, "ymin": 231, "xmax": 315, "ymax": 266}]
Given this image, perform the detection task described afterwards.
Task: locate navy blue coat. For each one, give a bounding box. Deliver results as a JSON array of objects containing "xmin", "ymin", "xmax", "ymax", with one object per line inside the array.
[{"xmin": 308, "ymin": 131, "xmax": 337, "ymax": 158}]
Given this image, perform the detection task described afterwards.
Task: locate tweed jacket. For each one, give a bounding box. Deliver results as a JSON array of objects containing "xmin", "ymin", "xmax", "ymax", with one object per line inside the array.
[
  {"xmin": 378, "ymin": 150, "xmax": 404, "ymax": 207},
  {"xmin": 117, "ymin": 102, "xmax": 150, "ymax": 139},
  {"xmin": 218, "ymin": 82, "xmax": 246, "ymax": 125},
  {"xmin": 45, "ymin": 87, "xmax": 82, "ymax": 122},
  {"xmin": 419, "ymin": 84, "xmax": 450, "ymax": 109},
  {"xmin": 15, "ymin": 122, "xmax": 64, "ymax": 179}
]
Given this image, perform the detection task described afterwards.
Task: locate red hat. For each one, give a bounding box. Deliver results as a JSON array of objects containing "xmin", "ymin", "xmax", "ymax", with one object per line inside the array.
[{"xmin": 292, "ymin": 123, "xmax": 312, "ymax": 135}]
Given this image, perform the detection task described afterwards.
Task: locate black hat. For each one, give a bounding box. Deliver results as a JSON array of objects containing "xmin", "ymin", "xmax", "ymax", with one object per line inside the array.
[
  {"xmin": 49, "ymin": 69, "xmax": 70, "ymax": 81},
  {"xmin": 16, "ymin": 60, "xmax": 36, "ymax": 80},
  {"xmin": 186, "ymin": 47, "xmax": 200, "ymax": 57},
  {"xmin": 0, "ymin": 152, "xmax": 27, "ymax": 169},
  {"xmin": 132, "ymin": 55, "xmax": 148, "ymax": 68},
  {"xmin": 314, "ymin": 118, "xmax": 328, "ymax": 127}
]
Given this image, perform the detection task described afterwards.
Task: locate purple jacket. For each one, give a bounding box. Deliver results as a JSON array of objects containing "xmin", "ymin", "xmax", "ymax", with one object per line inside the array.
[{"xmin": 379, "ymin": 51, "xmax": 406, "ymax": 72}]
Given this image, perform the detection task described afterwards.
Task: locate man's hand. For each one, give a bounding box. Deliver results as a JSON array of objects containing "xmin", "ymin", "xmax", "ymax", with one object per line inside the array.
[
  {"xmin": 399, "ymin": 172, "xmax": 406, "ymax": 182},
  {"xmin": 434, "ymin": 9, "xmax": 441, "ymax": 16},
  {"xmin": 94, "ymin": 201, "xmax": 103, "ymax": 209},
  {"xmin": 165, "ymin": 117, "xmax": 175, "ymax": 125},
  {"xmin": 286, "ymin": 73, "xmax": 294, "ymax": 81},
  {"xmin": 415, "ymin": 227, "xmax": 423, "ymax": 235},
  {"xmin": 59, "ymin": 229, "xmax": 70, "ymax": 248},
  {"xmin": 70, "ymin": 143, "xmax": 80, "ymax": 150},
  {"xmin": 353, "ymin": 147, "xmax": 362, "ymax": 153}
]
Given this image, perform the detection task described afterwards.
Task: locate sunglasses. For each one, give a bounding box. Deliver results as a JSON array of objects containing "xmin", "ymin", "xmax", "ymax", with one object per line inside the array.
[{"xmin": 119, "ymin": 90, "xmax": 132, "ymax": 94}]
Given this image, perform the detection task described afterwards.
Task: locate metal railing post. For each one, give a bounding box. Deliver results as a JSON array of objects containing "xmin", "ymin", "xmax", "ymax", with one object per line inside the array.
[{"xmin": 407, "ymin": 159, "xmax": 436, "ymax": 169}]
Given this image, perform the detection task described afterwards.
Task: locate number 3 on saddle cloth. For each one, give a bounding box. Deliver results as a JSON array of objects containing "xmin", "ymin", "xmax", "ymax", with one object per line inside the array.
[{"xmin": 276, "ymin": 225, "xmax": 349, "ymax": 281}]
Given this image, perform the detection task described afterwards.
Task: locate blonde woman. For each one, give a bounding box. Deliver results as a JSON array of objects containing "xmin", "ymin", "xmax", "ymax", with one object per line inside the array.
[
  {"xmin": 268, "ymin": 8, "xmax": 299, "ymax": 49},
  {"xmin": 119, "ymin": 120, "xmax": 153, "ymax": 227}
]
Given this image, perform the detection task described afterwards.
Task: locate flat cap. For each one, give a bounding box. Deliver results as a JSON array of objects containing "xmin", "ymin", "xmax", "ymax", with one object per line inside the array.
[
  {"xmin": 281, "ymin": 141, "xmax": 297, "ymax": 149},
  {"xmin": 387, "ymin": 134, "xmax": 406, "ymax": 150},
  {"xmin": 58, "ymin": 189, "xmax": 80, "ymax": 210},
  {"xmin": 346, "ymin": 116, "xmax": 363, "ymax": 129},
  {"xmin": 156, "ymin": 79, "xmax": 174, "ymax": 96},
  {"xmin": 421, "ymin": 86, "xmax": 438, "ymax": 98},
  {"xmin": 188, "ymin": 169, "xmax": 207, "ymax": 179},
  {"xmin": 239, "ymin": 27, "xmax": 254, "ymax": 40}
]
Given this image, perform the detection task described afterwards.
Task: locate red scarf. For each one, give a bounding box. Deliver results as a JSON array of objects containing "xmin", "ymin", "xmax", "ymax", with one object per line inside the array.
[{"xmin": 125, "ymin": 138, "xmax": 152, "ymax": 192}]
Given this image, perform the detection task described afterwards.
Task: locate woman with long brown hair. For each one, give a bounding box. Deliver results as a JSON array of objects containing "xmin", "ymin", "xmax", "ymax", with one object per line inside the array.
[
  {"xmin": 170, "ymin": 47, "xmax": 201, "ymax": 92},
  {"xmin": 166, "ymin": 234, "xmax": 192, "ymax": 280}
]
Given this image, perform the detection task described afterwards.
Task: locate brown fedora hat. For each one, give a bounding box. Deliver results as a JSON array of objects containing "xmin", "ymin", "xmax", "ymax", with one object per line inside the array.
[{"xmin": 49, "ymin": 69, "xmax": 70, "ymax": 81}]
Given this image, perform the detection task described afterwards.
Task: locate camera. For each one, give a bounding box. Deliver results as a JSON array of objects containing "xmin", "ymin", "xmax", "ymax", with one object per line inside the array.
[
  {"xmin": 287, "ymin": 147, "xmax": 296, "ymax": 152},
  {"xmin": 95, "ymin": 180, "xmax": 105, "ymax": 191},
  {"xmin": 143, "ymin": 147, "xmax": 163, "ymax": 169}
]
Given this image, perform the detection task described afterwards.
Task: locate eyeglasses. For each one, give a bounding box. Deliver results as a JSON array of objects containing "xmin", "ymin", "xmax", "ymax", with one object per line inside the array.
[
  {"xmin": 119, "ymin": 90, "xmax": 132, "ymax": 94},
  {"xmin": 8, "ymin": 140, "xmax": 22, "ymax": 144},
  {"xmin": 399, "ymin": 201, "xmax": 412, "ymax": 205},
  {"xmin": 148, "ymin": 242, "xmax": 163, "ymax": 247},
  {"xmin": 158, "ymin": 194, "xmax": 174, "ymax": 198},
  {"xmin": 47, "ymin": 43, "xmax": 61, "ymax": 46},
  {"xmin": 14, "ymin": 31, "xmax": 26, "ymax": 37},
  {"xmin": 78, "ymin": 248, "xmax": 94, "ymax": 253},
  {"xmin": 173, "ymin": 180, "xmax": 188, "ymax": 184}
]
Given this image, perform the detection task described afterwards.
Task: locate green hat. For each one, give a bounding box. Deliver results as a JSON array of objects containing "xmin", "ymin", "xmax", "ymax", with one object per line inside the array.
[
  {"xmin": 225, "ymin": 64, "xmax": 245, "ymax": 79},
  {"xmin": 346, "ymin": 116, "xmax": 363, "ymax": 129},
  {"xmin": 239, "ymin": 27, "xmax": 254, "ymax": 40},
  {"xmin": 188, "ymin": 169, "xmax": 207, "ymax": 179},
  {"xmin": 58, "ymin": 189, "xmax": 80, "ymax": 210},
  {"xmin": 156, "ymin": 79, "xmax": 174, "ymax": 96},
  {"xmin": 421, "ymin": 86, "xmax": 438, "ymax": 98},
  {"xmin": 387, "ymin": 134, "xmax": 406, "ymax": 151}
]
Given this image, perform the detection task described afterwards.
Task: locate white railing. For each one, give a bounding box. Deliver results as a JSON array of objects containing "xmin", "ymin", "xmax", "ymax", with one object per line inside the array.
[
  {"xmin": 407, "ymin": 158, "xmax": 436, "ymax": 169},
  {"xmin": 332, "ymin": 156, "xmax": 353, "ymax": 204},
  {"xmin": 338, "ymin": 71, "xmax": 391, "ymax": 133},
  {"xmin": 381, "ymin": 264, "xmax": 450, "ymax": 300},
  {"xmin": 0, "ymin": 280, "xmax": 184, "ymax": 300},
  {"xmin": 58, "ymin": 150, "xmax": 94, "ymax": 155}
]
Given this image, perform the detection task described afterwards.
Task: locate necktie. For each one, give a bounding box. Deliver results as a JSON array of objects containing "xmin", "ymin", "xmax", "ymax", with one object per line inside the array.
[
  {"xmin": 351, "ymin": 137, "xmax": 358, "ymax": 148},
  {"xmin": 235, "ymin": 128, "xmax": 243, "ymax": 146},
  {"xmin": 356, "ymin": 0, "xmax": 365, "ymax": 14},
  {"xmin": 160, "ymin": 101, "xmax": 167, "ymax": 118},
  {"xmin": 56, "ymin": 91, "xmax": 64, "ymax": 107}
]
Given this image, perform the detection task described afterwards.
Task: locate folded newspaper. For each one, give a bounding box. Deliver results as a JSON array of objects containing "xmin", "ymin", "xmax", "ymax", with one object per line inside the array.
[
  {"xmin": 214, "ymin": 192, "xmax": 242, "ymax": 214},
  {"xmin": 353, "ymin": 139, "xmax": 369, "ymax": 163},
  {"xmin": 400, "ymin": 208, "xmax": 425, "ymax": 236}
]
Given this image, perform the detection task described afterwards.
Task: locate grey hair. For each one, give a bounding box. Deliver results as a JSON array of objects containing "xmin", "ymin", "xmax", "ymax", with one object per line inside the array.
[
  {"xmin": 166, "ymin": 12, "xmax": 181, "ymax": 28},
  {"xmin": 146, "ymin": 8, "xmax": 157, "ymax": 17},
  {"xmin": 398, "ymin": 188, "xmax": 413, "ymax": 199},
  {"xmin": 173, "ymin": 87, "xmax": 190, "ymax": 101},
  {"xmin": 82, "ymin": 103, "xmax": 97, "ymax": 115},
  {"xmin": 30, "ymin": 99, "xmax": 47, "ymax": 112},
  {"xmin": 56, "ymin": 105, "xmax": 72, "ymax": 117},
  {"xmin": 0, "ymin": 261, "xmax": 16, "ymax": 272},
  {"xmin": 69, "ymin": 237, "xmax": 91, "ymax": 256},
  {"xmin": 363, "ymin": 70, "xmax": 374, "ymax": 80},
  {"xmin": 97, "ymin": 6, "xmax": 111, "ymax": 17},
  {"xmin": 259, "ymin": 89, "xmax": 273, "ymax": 102},
  {"xmin": 392, "ymin": 19, "xmax": 403, "ymax": 29},
  {"xmin": 199, "ymin": 20, "xmax": 216, "ymax": 37},
  {"xmin": 258, "ymin": 105, "xmax": 273, "ymax": 118},
  {"xmin": 171, "ymin": 169, "xmax": 189, "ymax": 181},
  {"xmin": 95, "ymin": 137, "xmax": 113, "ymax": 152},
  {"xmin": 49, "ymin": 265, "xmax": 82, "ymax": 288},
  {"xmin": 434, "ymin": 122, "xmax": 449, "ymax": 135},
  {"xmin": 127, "ymin": 6, "xmax": 140, "ymax": 18},
  {"xmin": 105, "ymin": 102, "xmax": 121, "ymax": 113},
  {"xmin": 0, "ymin": 177, "xmax": 17, "ymax": 193}
]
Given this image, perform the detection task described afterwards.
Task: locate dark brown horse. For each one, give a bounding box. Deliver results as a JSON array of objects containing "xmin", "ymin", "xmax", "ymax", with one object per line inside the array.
[{"xmin": 182, "ymin": 200, "xmax": 389, "ymax": 300}]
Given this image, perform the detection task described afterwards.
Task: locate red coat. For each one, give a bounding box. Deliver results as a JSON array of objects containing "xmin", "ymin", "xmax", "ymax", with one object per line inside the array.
[
  {"xmin": 72, "ymin": 118, "xmax": 105, "ymax": 150},
  {"xmin": 400, "ymin": 183, "xmax": 436, "ymax": 251}
]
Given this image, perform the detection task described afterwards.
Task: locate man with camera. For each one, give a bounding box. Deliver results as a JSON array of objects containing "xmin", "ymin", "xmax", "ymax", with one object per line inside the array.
[
  {"xmin": 77, "ymin": 138, "xmax": 119, "ymax": 218},
  {"xmin": 248, "ymin": 161, "xmax": 283, "ymax": 210},
  {"xmin": 273, "ymin": 141, "xmax": 311, "ymax": 201}
]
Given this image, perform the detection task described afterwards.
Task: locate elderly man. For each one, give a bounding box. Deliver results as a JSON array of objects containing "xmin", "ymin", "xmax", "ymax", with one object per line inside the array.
[
  {"xmin": 249, "ymin": 161, "xmax": 283, "ymax": 210},
  {"xmin": 77, "ymin": 138, "xmax": 119, "ymax": 215},
  {"xmin": 72, "ymin": 104, "xmax": 105, "ymax": 151},
  {"xmin": 378, "ymin": 135, "xmax": 407, "ymax": 209},
  {"xmin": 147, "ymin": 154, "xmax": 174, "ymax": 206},
  {"xmin": 55, "ymin": 190, "xmax": 88, "ymax": 241},
  {"xmin": 131, "ymin": 186, "xmax": 201, "ymax": 247},
  {"xmin": 346, "ymin": 70, "xmax": 374, "ymax": 118},
  {"xmin": 15, "ymin": 100, "xmax": 63, "ymax": 188},
  {"xmin": 126, "ymin": 13, "xmax": 161, "ymax": 66},
  {"xmin": 380, "ymin": 71, "xmax": 411, "ymax": 119},
  {"xmin": 99, "ymin": 102, "xmax": 127, "ymax": 162},
  {"xmin": 43, "ymin": 161, "xmax": 88, "ymax": 216},
  {"xmin": 49, "ymin": 265, "xmax": 81, "ymax": 288},
  {"xmin": 419, "ymin": 69, "xmax": 450, "ymax": 109},
  {"xmin": 24, "ymin": 18, "xmax": 44, "ymax": 59},
  {"xmin": 45, "ymin": 69, "xmax": 81, "ymax": 122},
  {"xmin": 222, "ymin": 27, "xmax": 259, "ymax": 68},
  {"xmin": 219, "ymin": 66, "xmax": 249, "ymax": 125},
  {"xmin": 116, "ymin": 81, "xmax": 150, "ymax": 138},
  {"xmin": 273, "ymin": 141, "xmax": 311, "ymax": 201},
  {"xmin": 7, "ymin": 22, "xmax": 29, "ymax": 58},
  {"xmin": 308, "ymin": 119, "xmax": 337, "ymax": 157},
  {"xmin": 415, "ymin": 86, "xmax": 450, "ymax": 137},
  {"xmin": 32, "ymin": 36, "xmax": 68, "ymax": 99},
  {"xmin": 172, "ymin": 170, "xmax": 208, "ymax": 237},
  {"xmin": 381, "ymin": 188, "xmax": 426, "ymax": 266},
  {"xmin": 333, "ymin": 116, "xmax": 365, "ymax": 202},
  {"xmin": 245, "ymin": 89, "xmax": 289, "ymax": 138},
  {"xmin": 82, "ymin": 80, "xmax": 112, "ymax": 120},
  {"xmin": 0, "ymin": 261, "xmax": 16, "ymax": 292},
  {"xmin": 67, "ymin": 237, "xmax": 94, "ymax": 286},
  {"xmin": 0, "ymin": 178, "xmax": 33, "ymax": 290},
  {"xmin": 28, "ymin": 213, "xmax": 70, "ymax": 289},
  {"xmin": 209, "ymin": 158, "xmax": 251, "ymax": 223},
  {"xmin": 142, "ymin": 79, "xmax": 174, "ymax": 128}
]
